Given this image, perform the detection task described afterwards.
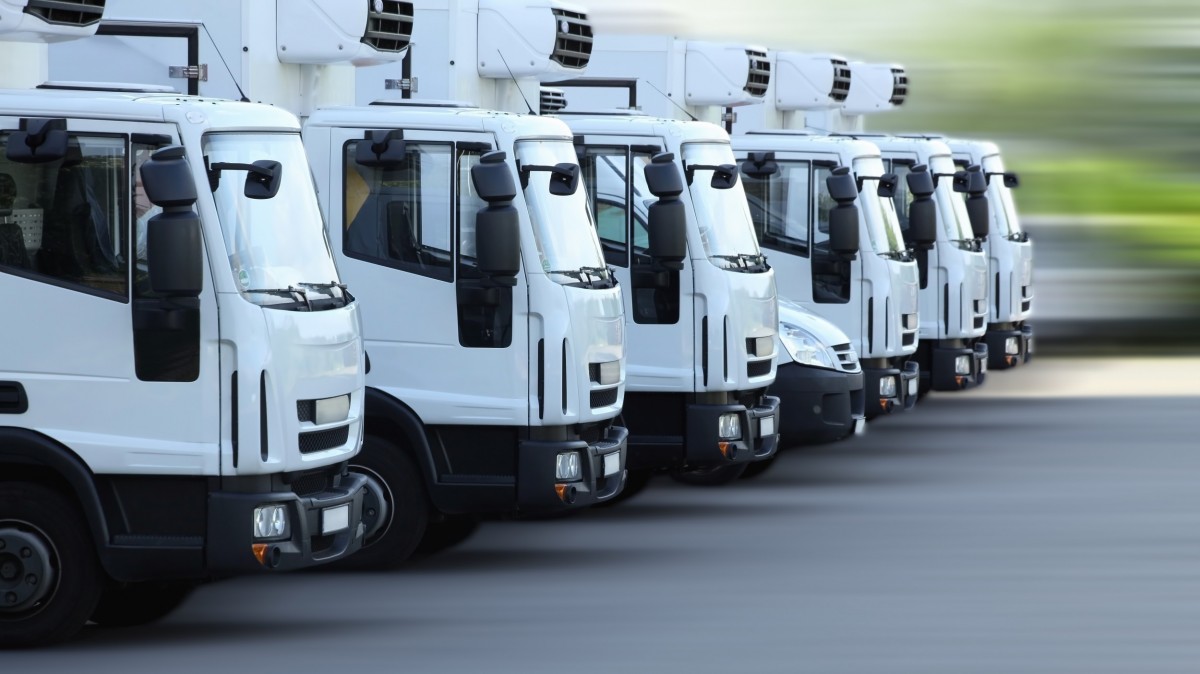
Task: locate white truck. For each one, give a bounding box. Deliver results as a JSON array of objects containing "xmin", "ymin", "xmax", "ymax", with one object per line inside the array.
[
  {"xmin": 548, "ymin": 35, "xmax": 787, "ymax": 487},
  {"xmin": 1, "ymin": 1, "xmax": 380, "ymax": 646},
  {"xmin": 49, "ymin": 0, "xmax": 630, "ymax": 566},
  {"xmin": 945, "ymin": 138, "xmax": 1033, "ymax": 368},
  {"xmin": 742, "ymin": 59, "xmax": 988, "ymax": 395},
  {"xmin": 731, "ymin": 52, "xmax": 921, "ymax": 418}
]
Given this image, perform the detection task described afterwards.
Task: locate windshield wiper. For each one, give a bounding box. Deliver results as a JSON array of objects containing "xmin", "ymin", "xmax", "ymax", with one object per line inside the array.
[
  {"xmin": 244, "ymin": 286, "xmax": 312, "ymax": 310},
  {"xmin": 296, "ymin": 281, "xmax": 352, "ymax": 307},
  {"xmin": 710, "ymin": 253, "xmax": 768, "ymax": 272},
  {"xmin": 545, "ymin": 266, "xmax": 614, "ymax": 288}
]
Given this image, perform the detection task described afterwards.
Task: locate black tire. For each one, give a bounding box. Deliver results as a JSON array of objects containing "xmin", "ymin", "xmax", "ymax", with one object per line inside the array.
[
  {"xmin": 738, "ymin": 455, "xmax": 777, "ymax": 480},
  {"xmin": 592, "ymin": 468, "xmax": 654, "ymax": 507},
  {"xmin": 332, "ymin": 435, "xmax": 429, "ymax": 570},
  {"xmin": 670, "ymin": 463, "xmax": 748, "ymax": 487},
  {"xmin": 414, "ymin": 516, "xmax": 479, "ymax": 557},
  {"xmin": 0, "ymin": 482, "xmax": 104, "ymax": 649},
  {"xmin": 90, "ymin": 581, "xmax": 195, "ymax": 628}
]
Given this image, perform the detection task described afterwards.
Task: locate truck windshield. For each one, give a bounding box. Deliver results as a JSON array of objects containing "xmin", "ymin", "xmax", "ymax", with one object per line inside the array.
[
  {"xmin": 682, "ymin": 142, "xmax": 764, "ymax": 271},
  {"xmin": 204, "ymin": 133, "xmax": 341, "ymax": 307},
  {"xmin": 852, "ymin": 156, "xmax": 906, "ymax": 255},
  {"xmin": 930, "ymin": 154, "xmax": 974, "ymax": 241},
  {"xmin": 515, "ymin": 140, "xmax": 608, "ymax": 284},
  {"xmin": 982, "ymin": 154, "xmax": 1021, "ymax": 238}
]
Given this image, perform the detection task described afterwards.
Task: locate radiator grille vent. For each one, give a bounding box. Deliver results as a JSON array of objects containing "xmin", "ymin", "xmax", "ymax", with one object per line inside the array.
[
  {"xmin": 362, "ymin": 0, "xmax": 414, "ymax": 54},
  {"xmin": 550, "ymin": 8, "xmax": 593, "ymax": 69},
  {"xmin": 744, "ymin": 49, "xmax": 771, "ymax": 98},
  {"xmin": 23, "ymin": 0, "xmax": 105, "ymax": 27}
]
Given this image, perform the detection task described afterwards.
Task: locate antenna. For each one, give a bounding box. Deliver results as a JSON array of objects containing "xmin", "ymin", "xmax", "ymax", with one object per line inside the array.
[
  {"xmin": 496, "ymin": 50, "xmax": 536, "ymax": 115},
  {"xmin": 200, "ymin": 22, "xmax": 249, "ymax": 102},
  {"xmin": 643, "ymin": 80, "xmax": 697, "ymax": 122}
]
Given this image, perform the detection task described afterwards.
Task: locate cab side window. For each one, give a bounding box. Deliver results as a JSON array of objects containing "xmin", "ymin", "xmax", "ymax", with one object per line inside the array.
[
  {"xmin": 743, "ymin": 160, "xmax": 810, "ymax": 256},
  {"xmin": 343, "ymin": 141, "xmax": 453, "ymax": 282},
  {"xmin": 580, "ymin": 147, "xmax": 629, "ymax": 267},
  {"xmin": 0, "ymin": 133, "xmax": 129, "ymax": 299}
]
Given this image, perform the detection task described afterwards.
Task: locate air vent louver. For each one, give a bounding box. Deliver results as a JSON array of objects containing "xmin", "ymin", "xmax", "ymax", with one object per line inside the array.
[
  {"xmin": 551, "ymin": 8, "xmax": 593, "ymax": 69},
  {"xmin": 890, "ymin": 67, "xmax": 908, "ymax": 105},
  {"xmin": 540, "ymin": 87, "xmax": 567, "ymax": 114},
  {"xmin": 361, "ymin": 0, "xmax": 414, "ymax": 54},
  {"xmin": 23, "ymin": 0, "xmax": 104, "ymax": 27},
  {"xmin": 830, "ymin": 59, "xmax": 851, "ymax": 102},
  {"xmin": 744, "ymin": 49, "xmax": 770, "ymax": 98}
]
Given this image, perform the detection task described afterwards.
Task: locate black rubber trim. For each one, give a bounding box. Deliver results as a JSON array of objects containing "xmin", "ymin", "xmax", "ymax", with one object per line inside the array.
[
  {"xmin": 943, "ymin": 283, "xmax": 950, "ymax": 335},
  {"xmin": 537, "ymin": 339, "xmax": 545, "ymax": 420},
  {"xmin": 230, "ymin": 371, "xmax": 239, "ymax": 468},
  {"xmin": 701, "ymin": 316, "xmax": 709, "ymax": 386},
  {"xmin": 561, "ymin": 339, "xmax": 569, "ymax": 414},
  {"xmin": 867, "ymin": 297, "xmax": 874, "ymax": 354},
  {"xmin": 259, "ymin": 371, "xmax": 268, "ymax": 462}
]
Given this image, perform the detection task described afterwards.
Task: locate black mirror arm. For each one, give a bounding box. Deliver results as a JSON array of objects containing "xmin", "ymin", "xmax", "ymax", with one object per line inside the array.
[
  {"xmin": 683, "ymin": 162, "xmax": 728, "ymax": 186},
  {"xmin": 517, "ymin": 162, "xmax": 575, "ymax": 189},
  {"xmin": 206, "ymin": 160, "xmax": 277, "ymax": 192}
]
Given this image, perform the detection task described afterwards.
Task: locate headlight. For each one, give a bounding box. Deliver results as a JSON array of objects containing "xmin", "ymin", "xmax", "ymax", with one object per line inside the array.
[
  {"xmin": 879, "ymin": 376, "xmax": 897, "ymax": 397},
  {"xmin": 555, "ymin": 452, "xmax": 582, "ymax": 481},
  {"xmin": 253, "ymin": 504, "xmax": 290, "ymax": 540},
  {"xmin": 954, "ymin": 355, "xmax": 972, "ymax": 375},
  {"xmin": 778, "ymin": 322, "xmax": 836, "ymax": 370},
  {"xmin": 718, "ymin": 413, "xmax": 742, "ymax": 440},
  {"xmin": 1004, "ymin": 337, "xmax": 1020, "ymax": 355}
]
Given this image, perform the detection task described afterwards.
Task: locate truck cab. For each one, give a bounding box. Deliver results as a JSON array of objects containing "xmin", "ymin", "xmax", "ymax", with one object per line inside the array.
[
  {"xmin": 734, "ymin": 131, "xmax": 920, "ymax": 417},
  {"xmin": 864, "ymin": 134, "xmax": 990, "ymax": 393},
  {"xmin": 0, "ymin": 83, "xmax": 378, "ymax": 645},
  {"xmin": 560, "ymin": 111, "xmax": 781, "ymax": 487},
  {"xmin": 947, "ymin": 138, "xmax": 1033, "ymax": 368}
]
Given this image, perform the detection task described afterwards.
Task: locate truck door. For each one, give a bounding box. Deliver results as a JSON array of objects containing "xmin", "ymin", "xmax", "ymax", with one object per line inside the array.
[
  {"xmin": 328, "ymin": 128, "xmax": 529, "ymax": 427},
  {"xmin": 0, "ymin": 118, "xmax": 220, "ymax": 474},
  {"xmin": 578, "ymin": 137, "xmax": 696, "ymax": 398}
]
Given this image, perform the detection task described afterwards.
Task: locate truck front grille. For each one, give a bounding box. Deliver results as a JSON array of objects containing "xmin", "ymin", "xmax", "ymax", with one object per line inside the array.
[
  {"xmin": 747, "ymin": 359, "xmax": 772, "ymax": 378},
  {"xmin": 590, "ymin": 387, "xmax": 619, "ymax": 409},
  {"xmin": 833, "ymin": 343, "xmax": 860, "ymax": 373},
  {"xmin": 299, "ymin": 426, "xmax": 350, "ymax": 454}
]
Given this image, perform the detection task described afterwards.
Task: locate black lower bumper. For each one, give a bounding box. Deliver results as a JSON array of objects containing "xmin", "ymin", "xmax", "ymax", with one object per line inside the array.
[
  {"xmin": 985, "ymin": 323, "xmax": 1034, "ymax": 370},
  {"xmin": 207, "ymin": 470, "xmax": 373, "ymax": 573},
  {"xmin": 516, "ymin": 425, "xmax": 628, "ymax": 511},
  {"xmin": 770, "ymin": 363, "xmax": 865, "ymax": 444},
  {"xmin": 679, "ymin": 395, "xmax": 780, "ymax": 469},
  {"xmin": 624, "ymin": 393, "xmax": 781, "ymax": 472},
  {"xmin": 926, "ymin": 341, "xmax": 989, "ymax": 391},
  {"xmin": 863, "ymin": 361, "xmax": 920, "ymax": 420}
]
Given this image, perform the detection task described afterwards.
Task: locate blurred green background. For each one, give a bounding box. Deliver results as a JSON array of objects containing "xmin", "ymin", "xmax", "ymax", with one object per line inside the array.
[
  {"xmin": 590, "ymin": 0, "xmax": 1200, "ymax": 266},
  {"xmin": 589, "ymin": 0, "xmax": 1200, "ymax": 349}
]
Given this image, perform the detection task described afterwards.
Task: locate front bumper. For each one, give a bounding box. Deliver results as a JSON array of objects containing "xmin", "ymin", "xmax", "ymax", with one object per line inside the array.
[
  {"xmin": 770, "ymin": 363, "xmax": 865, "ymax": 444},
  {"xmin": 927, "ymin": 341, "xmax": 989, "ymax": 391},
  {"xmin": 863, "ymin": 361, "xmax": 920, "ymax": 419},
  {"xmin": 681, "ymin": 394, "xmax": 781, "ymax": 469},
  {"xmin": 516, "ymin": 425, "xmax": 628, "ymax": 511},
  {"xmin": 207, "ymin": 469, "xmax": 373, "ymax": 573},
  {"xmin": 985, "ymin": 324, "xmax": 1034, "ymax": 369}
]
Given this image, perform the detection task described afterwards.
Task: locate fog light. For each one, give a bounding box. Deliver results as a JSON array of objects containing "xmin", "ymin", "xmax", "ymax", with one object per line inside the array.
[
  {"xmin": 955, "ymin": 355, "xmax": 972, "ymax": 375},
  {"xmin": 879, "ymin": 376, "xmax": 897, "ymax": 398},
  {"xmin": 555, "ymin": 452, "xmax": 582, "ymax": 481},
  {"xmin": 253, "ymin": 504, "xmax": 289, "ymax": 540},
  {"xmin": 1005, "ymin": 337, "xmax": 1020, "ymax": 355},
  {"xmin": 718, "ymin": 413, "xmax": 741, "ymax": 440}
]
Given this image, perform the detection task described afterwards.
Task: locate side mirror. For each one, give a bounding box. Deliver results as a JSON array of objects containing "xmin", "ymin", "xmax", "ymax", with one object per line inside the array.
[
  {"xmin": 826, "ymin": 166, "xmax": 859, "ymax": 202},
  {"xmin": 1004, "ymin": 171, "xmax": 1020, "ymax": 189},
  {"xmin": 471, "ymin": 151, "xmax": 517, "ymax": 202},
  {"xmin": 647, "ymin": 199, "xmax": 687, "ymax": 271},
  {"xmin": 906, "ymin": 164, "xmax": 935, "ymax": 197},
  {"xmin": 471, "ymin": 152, "xmax": 520, "ymax": 283},
  {"xmin": 520, "ymin": 161, "xmax": 580, "ymax": 196},
  {"xmin": 5, "ymin": 117, "xmax": 68, "ymax": 164},
  {"xmin": 828, "ymin": 206, "xmax": 860, "ymax": 257},
  {"xmin": 140, "ymin": 146, "xmax": 202, "ymax": 297},
  {"xmin": 242, "ymin": 160, "xmax": 282, "ymax": 200},
  {"xmin": 876, "ymin": 172, "xmax": 898, "ymax": 198},
  {"xmin": 708, "ymin": 164, "xmax": 739, "ymax": 190},
  {"xmin": 644, "ymin": 152, "xmax": 683, "ymax": 198},
  {"xmin": 963, "ymin": 165, "xmax": 989, "ymax": 240},
  {"xmin": 739, "ymin": 151, "xmax": 778, "ymax": 179},
  {"xmin": 355, "ymin": 129, "xmax": 406, "ymax": 168}
]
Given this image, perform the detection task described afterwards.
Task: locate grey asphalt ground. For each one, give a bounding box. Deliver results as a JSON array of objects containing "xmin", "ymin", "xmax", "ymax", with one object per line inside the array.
[{"xmin": 6, "ymin": 369, "xmax": 1200, "ymax": 672}]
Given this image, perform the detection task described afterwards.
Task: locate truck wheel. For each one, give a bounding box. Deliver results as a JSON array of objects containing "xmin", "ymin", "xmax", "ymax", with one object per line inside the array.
[
  {"xmin": 90, "ymin": 581, "xmax": 196, "ymax": 628},
  {"xmin": 415, "ymin": 516, "xmax": 479, "ymax": 557},
  {"xmin": 0, "ymin": 482, "xmax": 103, "ymax": 648},
  {"xmin": 670, "ymin": 463, "xmax": 748, "ymax": 487},
  {"xmin": 738, "ymin": 455, "xmax": 777, "ymax": 480},
  {"xmin": 593, "ymin": 468, "xmax": 653, "ymax": 507},
  {"xmin": 334, "ymin": 435, "xmax": 428, "ymax": 570}
]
